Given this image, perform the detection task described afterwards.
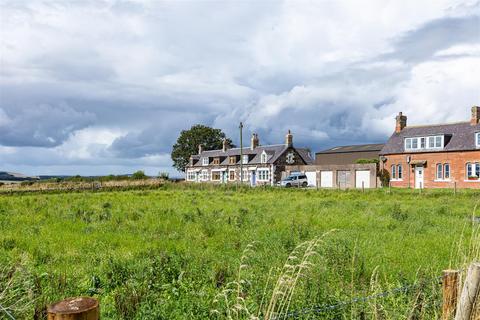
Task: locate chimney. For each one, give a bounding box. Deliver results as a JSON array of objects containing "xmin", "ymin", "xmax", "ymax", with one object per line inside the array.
[
  {"xmin": 222, "ymin": 138, "xmax": 230, "ymax": 152},
  {"xmin": 471, "ymin": 106, "xmax": 480, "ymax": 125},
  {"xmin": 250, "ymin": 133, "xmax": 259, "ymax": 150},
  {"xmin": 285, "ymin": 130, "xmax": 293, "ymax": 147},
  {"xmin": 198, "ymin": 144, "xmax": 203, "ymax": 155},
  {"xmin": 395, "ymin": 112, "xmax": 407, "ymax": 133}
]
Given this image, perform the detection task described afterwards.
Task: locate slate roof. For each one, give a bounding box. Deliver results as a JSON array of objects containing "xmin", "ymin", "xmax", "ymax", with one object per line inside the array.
[
  {"xmin": 190, "ymin": 144, "xmax": 313, "ymax": 167},
  {"xmin": 316, "ymin": 143, "xmax": 384, "ymax": 154},
  {"xmin": 380, "ymin": 121, "xmax": 480, "ymax": 155}
]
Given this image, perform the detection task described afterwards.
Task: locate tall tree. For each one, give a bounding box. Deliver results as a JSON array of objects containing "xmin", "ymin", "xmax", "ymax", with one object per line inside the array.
[{"xmin": 171, "ymin": 125, "xmax": 233, "ymax": 172}]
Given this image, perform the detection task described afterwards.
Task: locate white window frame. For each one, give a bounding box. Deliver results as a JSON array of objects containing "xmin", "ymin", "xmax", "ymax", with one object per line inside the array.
[
  {"xmin": 202, "ymin": 157, "xmax": 209, "ymax": 166},
  {"xmin": 444, "ymin": 163, "xmax": 450, "ymax": 180},
  {"xmin": 397, "ymin": 165, "xmax": 403, "ymax": 180},
  {"xmin": 466, "ymin": 162, "xmax": 480, "ymax": 181},
  {"xmin": 257, "ymin": 169, "xmax": 270, "ymax": 181},
  {"xmin": 242, "ymin": 155, "xmax": 249, "ymax": 164},
  {"xmin": 201, "ymin": 169, "xmax": 208, "ymax": 181},
  {"xmin": 436, "ymin": 163, "xmax": 443, "ymax": 180},
  {"xmin": 391, "ymin": 164, "xmax": 396, "ymax": 180},
  {"xmin": 228, "ymin": 169, "xmax": 236, "ymax": 181},
  {"xmin": 476, "ymin": 133, "xmax": 480, "ymax": 148},
  {"xmin": 242, "ymin": 168, "xmax": 249, "ymax": 181},
  {"xmin": 405, "ymin": 135, "xmax": 444, "ymax": 151},
  {"xmin": 260, "ymin": 151, "xmax": 267, "ymax": 164},
  {"xmin": 186, "ymin": 171, "xmax": 196, "ymax": 181}
]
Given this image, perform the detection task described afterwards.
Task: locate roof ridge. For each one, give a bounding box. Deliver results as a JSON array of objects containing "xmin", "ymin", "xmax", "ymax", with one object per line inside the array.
[
  {"xmin": 405, "ymin": 121, "xmax": 470, "ymax": 129},
  {"xmin": 203, "ymin": 144, "xmax": 287, "ymax": 152}
]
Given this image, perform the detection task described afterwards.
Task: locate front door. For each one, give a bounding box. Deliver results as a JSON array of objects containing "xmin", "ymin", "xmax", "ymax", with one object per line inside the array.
[
  {"xmin": 251, "ymin": 171, "xmax": 256, "ymax": 186},
  {"xmin": 415, "ymin": 166, "xmax": 424, "ymax": 189}
]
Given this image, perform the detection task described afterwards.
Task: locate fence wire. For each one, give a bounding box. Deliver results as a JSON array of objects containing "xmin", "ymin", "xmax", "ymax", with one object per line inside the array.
[
  {"xmin": 277, "ymin": 271, "xmax": 453, "ymax": 319},
  {"xmin": 0, "ymin": 303, "xmax": 15, "ymax": 320}
]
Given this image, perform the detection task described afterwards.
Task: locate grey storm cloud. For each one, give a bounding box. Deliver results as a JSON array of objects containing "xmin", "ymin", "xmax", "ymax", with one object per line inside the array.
[
  {"xmin": 0, "ymin": 0, "xmax": 479, "ymax": 176},
  {"xmin": 0, "ymin": 104, "xmax": 95, "ymax": 147},
  {"xmin": 385, "ymin": 15, "xmax": 480, "ymax": 63}
]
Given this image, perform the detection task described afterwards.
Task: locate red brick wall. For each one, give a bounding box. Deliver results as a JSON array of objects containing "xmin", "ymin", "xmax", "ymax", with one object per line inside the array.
[{"xmin": 382, "ymin": 150, "xmax": 480, "ymax": 189}]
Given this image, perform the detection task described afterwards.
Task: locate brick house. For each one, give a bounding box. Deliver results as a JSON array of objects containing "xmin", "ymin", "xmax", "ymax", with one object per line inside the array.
[
  {"xmin": 379, "ymin": 106, "xmax": 480, "ymax": 189},
  {"xmin": 185, "ymin": 130, "xmax": 313, "ymax": 186}
]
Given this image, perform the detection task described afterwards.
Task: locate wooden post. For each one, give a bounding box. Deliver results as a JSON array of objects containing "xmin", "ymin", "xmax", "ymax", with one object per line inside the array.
[
  {"xmin": 47, "ymin": 297, "xmax": 99, "ymax": 320},
  {"xmin": 442, "ymin": 270, "xmax": 460, "ymax": 320},
  {"xmin": 362, "ymin": 181, "xmax": 365, "ymax": 193},
  {"xmin": 389, "ymin": 181, "xmax": 391, "ymax": 194},
  {"xmin": 454, "ymin": 182, "xmax": 457, "ymax": 196},
  {"xmin": 455, "ymin": 262, "xmax": 480, "ymax": 320}
]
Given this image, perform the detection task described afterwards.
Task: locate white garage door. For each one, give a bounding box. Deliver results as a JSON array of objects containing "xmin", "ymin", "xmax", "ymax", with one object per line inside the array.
[
  {"xmin": 320, "ymin": 171, "xmax": 333, "ymax": 188},
  {"xmin": 355, "ymin": 170, "xmax": 370, "ymax": 189},
  {"xmin": 305, "ymin": 171, "xmax": 317, "ymax": 187}
]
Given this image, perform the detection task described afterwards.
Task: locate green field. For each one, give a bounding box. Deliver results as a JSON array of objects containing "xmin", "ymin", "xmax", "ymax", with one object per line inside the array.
[{"xmin": 0, "ymin": 185, "xmax": 479, "ymax": 319}]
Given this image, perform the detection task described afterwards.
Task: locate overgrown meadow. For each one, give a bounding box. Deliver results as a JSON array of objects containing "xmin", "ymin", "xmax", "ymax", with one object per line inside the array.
[{"xmin": 0, "ymin": 185, "xmax": 479, "ymax": 319}]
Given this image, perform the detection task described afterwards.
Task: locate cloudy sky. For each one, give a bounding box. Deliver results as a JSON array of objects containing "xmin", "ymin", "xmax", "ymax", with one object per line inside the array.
[{"xmin": 1, "ymin": 0, "xmax": 479, "ymax": 177}]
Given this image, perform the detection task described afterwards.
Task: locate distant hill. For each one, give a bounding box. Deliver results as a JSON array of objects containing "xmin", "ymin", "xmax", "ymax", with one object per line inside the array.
[{"xmin": 0, "ymin": 171, "xmax": 40, "ymax": 181}]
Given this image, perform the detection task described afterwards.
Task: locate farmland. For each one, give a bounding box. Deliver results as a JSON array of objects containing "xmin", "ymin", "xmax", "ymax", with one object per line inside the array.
[{"xmin": 0, "ymin": 185, "xmax": 479, "ymax": 319}]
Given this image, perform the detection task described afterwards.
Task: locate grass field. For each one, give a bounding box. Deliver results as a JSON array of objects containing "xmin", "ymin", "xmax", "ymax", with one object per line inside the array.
[{"xmin": 0, "ymin": 185, "xmax": 479, "ymax": 319}]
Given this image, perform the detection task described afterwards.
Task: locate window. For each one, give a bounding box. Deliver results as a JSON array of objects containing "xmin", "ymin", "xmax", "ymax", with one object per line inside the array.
[
  {"xmin": 436, "ymin": 164, "xmax": 443, "ymax": 180},
  {"xmin": 444, "ymin": 164, "xmax": 450, "ymax": 179},
  {"xmin": 261, "ymin": 152, "xmax": 267, "ymax": 164},
  {"xmin": 229, "ymin": 156, "xmax": 236, "ymax": 164},
  {"xmin": 391, "ymin": 165, "xmax": 396, "ymax": 179},
  {"xmin": 229, "ymin": 170, "xmax": 235, "ymax": 181},
  {"xmin": 428, "ymin": 136, "xmax": 435, "ymax": 148},
  {"xmin": 258, "ymin": 169, "xmax": 270, "ymax": 181},
  {"xmin": 476, "ymin": 133, "xmax": 480, "ymax": 148},
  {"xmin": 435, "ymin": 136, "xmax": 442, "ymax": 148},
  {"xmin": 242, "ymin": 155, "xmax": 249, "ymax": 164},
  {"xmin": 242, "ymin": 169, "xmax": 249, "ymax": 181},
  {"xmin": 211, "ymin": 171, "xmax": 221, "ymax": 181},
  {"xmin": 201, "ymin": 170, "xmax": 208, "ymax": 181},
  {"xmin": 213, "ymin": 158, "xmax": 220, "ymax": 165},
  {"xmin": 202, "ymin": 157, "xmax": 209, "ymax": 166},
  {"xmin": 406, "ymin": 138, "xmax": 412, "ymax": 149},
  {"xmin": 466, "ymin": 162, "xmax": 480, "ymax": 180},
  {"xmin": 405, "ymin": 135, "xmax": 444, "ymax": 151},
  {"xmin": 397, "ymin": 165, "xmax": 403, "ymax": 180},
  {"xmin": 186, "ymin": 171, "xmax": 196, "ymax": 181}
]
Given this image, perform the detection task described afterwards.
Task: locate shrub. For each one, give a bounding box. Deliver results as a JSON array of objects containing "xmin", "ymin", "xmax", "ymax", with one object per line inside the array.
[
  {"xmin": 378, "ymin": 168, "xmax": 390, "ymax": 187},
  {"xmin": 355, "ymin": 158, "xmax": 379, "ymax": 164},
  {"xmin": 158, "ymin": 172, "xmax": 169, "ymax": 180},
  {"xmin": 132, "ymin": 170, "xmax": 148, "ymax": 180}
]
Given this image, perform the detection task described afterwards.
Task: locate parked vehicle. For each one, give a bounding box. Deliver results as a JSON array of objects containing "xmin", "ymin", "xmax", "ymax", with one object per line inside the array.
[{"xmin": 278, "ymin": 174, "xmax": 308, "ymax": 188}]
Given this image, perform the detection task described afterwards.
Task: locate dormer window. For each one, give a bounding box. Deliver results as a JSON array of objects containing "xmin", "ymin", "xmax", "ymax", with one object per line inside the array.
[
  {"xmin": 260, "ymin": 151, "xmax": 267, "ymax": 164},
  {"xmin": 405, "ymin": 135, "xmax": 444, "ymax": 151},
  {"xmin": 476, "ymin": 132, "xmax": 480, "ymax": 148},
  {"xmin": 213, "ymin": 158, "xmax": 220, "ymax": 165},
  {"xmin": 242, "ymin": 155, "xmax": 249, "ymax": 164},
  {"xmin": 229, "ymin": 156, "xmax": 236, "ymax": 164},
  {"xmin": 202, "ymin": 157, "xmax": 209, "ymax": 166}
]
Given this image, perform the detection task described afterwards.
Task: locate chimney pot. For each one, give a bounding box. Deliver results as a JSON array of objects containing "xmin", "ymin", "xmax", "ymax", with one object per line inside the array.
[
  {"xmin": 285, "ymin": 130, "xmax": 293, "ymax": 147},
  {"xmin": 198, "ymin": 144, "xmax": 203, "ymax": 155},
  {"xmin": 471, "ymin": 106, "xmax": 480, "ymax": 125},
  {"xmin": 222, "ymin": 138, "xmax": 230, "ymax": 152},
  {"xmin": 395, "ymin": 112, "xmax": 407, "ymax": 133},
  {"xmin": 250, "ymin": 133, "xmax": 259, "ymax": 150}
]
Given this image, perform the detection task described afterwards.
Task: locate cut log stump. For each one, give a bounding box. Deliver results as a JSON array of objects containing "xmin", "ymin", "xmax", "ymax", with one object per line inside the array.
[{"xmin": 47, "ymin": 297, "xmax": 99, "ymax": 320}]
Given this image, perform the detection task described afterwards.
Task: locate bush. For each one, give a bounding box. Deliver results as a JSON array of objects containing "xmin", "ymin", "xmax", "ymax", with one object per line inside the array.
[
  {"xmin": 378, "ymin": 168, "xmax": 390, "ymax": 187},
  {"xmin": 132, "ymin": 170, "xmax": 148, "ymax": 180},
  {"xmin": 158, "ymin": 172, "xmax": 169, "ymax": 180},
  {"xmin": 355, "ymin": 158, "xmax": 379, "ymax": 164}
]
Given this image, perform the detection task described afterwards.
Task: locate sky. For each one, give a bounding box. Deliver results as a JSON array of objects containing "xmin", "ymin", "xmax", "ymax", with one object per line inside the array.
[{"xmin": 0, "ymin": 0, "xmax": 479, "ymax": 177}]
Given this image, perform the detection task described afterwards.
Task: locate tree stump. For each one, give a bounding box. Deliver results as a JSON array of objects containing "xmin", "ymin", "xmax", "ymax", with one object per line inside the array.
[{"xmin": 47, "ymin": 297, "xmax": 99, "ymax": 320}]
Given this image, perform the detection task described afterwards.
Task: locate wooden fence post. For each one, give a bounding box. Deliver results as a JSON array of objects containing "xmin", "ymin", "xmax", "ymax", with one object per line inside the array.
[
  {"xmin": 455, "ymin": 262, "xmax": 480, "ymax": 320},
  {"xmin": 47, "ymin": 297, "xmax": 99, "ymax": 320},
  {"xmin": 442, "ymin": 269, "xmax": 460, "ymax": 320}
]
